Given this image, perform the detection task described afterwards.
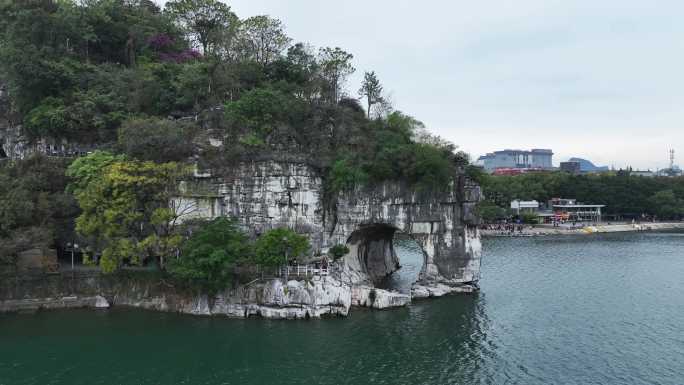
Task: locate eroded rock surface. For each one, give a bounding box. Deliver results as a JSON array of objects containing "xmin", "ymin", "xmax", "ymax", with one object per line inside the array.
[{"xmin": 174, "ymin": 160, "xmax": 482, "ymax": 294}]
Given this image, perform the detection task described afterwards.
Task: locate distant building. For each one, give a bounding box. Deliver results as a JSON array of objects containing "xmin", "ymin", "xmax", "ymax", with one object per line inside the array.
[
  {"xmin": 478, "ymin": 149, "xmax": 554, "ymax": 173},
  {"xmin": 656, "ymin": 166, "xmax": 682, "ymax": 177},
  {"xmin": 492, "ymin": 168, "xmax": 546, "ymax": 176},
  {"xmin": 560, "ymin": 161, "xmax": 581, "ymax": 174},
  {"xmin": 511, "ymin": 200, "xmax": 540, "ymax": 215},
  {"xmin": 548, "ymin": 198, "xmax": 605, "ymax": 222},
  {"xmin": 567, "ymin": 157, "xmax": 609, "ymax": 173},
  {"xmin": 631, "ymin": 170, "xmax": 656, "ymax": 178}
]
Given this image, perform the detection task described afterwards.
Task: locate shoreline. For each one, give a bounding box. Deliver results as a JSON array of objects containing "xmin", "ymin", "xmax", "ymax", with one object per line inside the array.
[{"xmin": 481, "ymin": 222, "xmax": 684, "ymax": 237}]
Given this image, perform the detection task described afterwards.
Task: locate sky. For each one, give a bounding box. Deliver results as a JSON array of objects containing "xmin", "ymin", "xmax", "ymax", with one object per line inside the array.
[{"xmin": 161, "ymin": 0, "xmax": 684, "ymax": 170}]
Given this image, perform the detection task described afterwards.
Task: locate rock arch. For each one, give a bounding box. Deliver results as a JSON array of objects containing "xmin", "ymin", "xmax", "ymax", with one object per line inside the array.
[{"xmin": 173, "ymin": 160, "xmax": 482, "ymax": 296}]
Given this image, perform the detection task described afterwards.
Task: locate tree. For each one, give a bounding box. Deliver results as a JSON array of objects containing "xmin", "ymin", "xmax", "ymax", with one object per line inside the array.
[
  {"xmin": 318, "ymin": 47, "xmax": 355, "ymax": 103},
  {"xmin": 236, "ymin": 16, "xmax": 291, "ymax": 66},
  {"xmin": 329, "ymin": 244, "xmax": 349, "ymax": 260},
  {"xmin": 476, "ymin": 200, "xmax": 507, "ymax": 223},
  {"xmin": 648, "ymin": 190, "xmax": 684, "ymax": 219},
  {"xmin": 358, "ymin": 71, "xmax": 383, "ymax": 118},
  {"xmin": 66, "ymin": 151, "xmax": 125, "ymax": 195},
  {"xmin": 223, "ymin": 87, "xmax": 306, "ymax": 147},
  {"xmin": 0, "ymin": 156, "xmax": 78, "ymax": 262},
  {"xmin": 68, "ymin": 154, "xmax": 190, "ymax": 272},
  {"xmin": 117, "ymin": 117, "xmax": 197, "ymax": 163},
  {"xmin": 165, "ymin": 0, "xmax": 238, "ymax": 55},
  {"xmin": 253, "ymin": 228, "xmax": 309, "ymax": 267},
  {"xmin": 168, "ymin": 217, "xmax": 251, "ymax": 293}
]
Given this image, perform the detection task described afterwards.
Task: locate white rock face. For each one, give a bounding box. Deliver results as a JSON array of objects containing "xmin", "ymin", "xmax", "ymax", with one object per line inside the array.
[
  {"xmin": 411, "ymin": 283, "xmax": 478, "ymax": 299},
  {"xmin": 0, "ymin": 157, "xmax": 482, "ymax": 318},
  {"xmin": 206, "ymin": 276, "xmax": 353, "ymax": 319},
  {"xmin": 351, "ymin": 286, "xmax": 411, "ymax": 309},
  {"xmin": 173, "ymin": 160, "xmax": 482, "ymax": 296},
  {"xmin": 94, "ymin": 295, "xmax": 110, "ymax": 308}
]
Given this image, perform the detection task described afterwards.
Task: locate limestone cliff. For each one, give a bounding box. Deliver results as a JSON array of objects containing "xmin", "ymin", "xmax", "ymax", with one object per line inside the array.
[
  {"xmin": 0, "ymin": 271, "xmax": 410, "ymax": 319},
  {"xmin": 0, "ymin": 158, "xmax": 480, "ymax": 318},
  {"xmin": 174, "ymin": 159, "xmax": 482, "ymax": 296}
]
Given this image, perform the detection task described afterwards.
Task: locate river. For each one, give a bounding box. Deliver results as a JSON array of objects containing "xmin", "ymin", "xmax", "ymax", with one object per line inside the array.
[{"xmin": 2, "ymin": 232, "xmax": 684, "ymax": 384}]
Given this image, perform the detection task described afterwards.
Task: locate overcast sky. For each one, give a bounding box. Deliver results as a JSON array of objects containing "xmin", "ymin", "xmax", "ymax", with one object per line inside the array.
[{"xmin": 161, "ymin": 0, "xmax": 683, "ymax": 170}]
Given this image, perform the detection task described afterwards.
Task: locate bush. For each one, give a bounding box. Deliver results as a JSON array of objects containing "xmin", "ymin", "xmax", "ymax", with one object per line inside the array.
[
  {"xmin": 253, "ymin": 228, "xmax": 309, "ymax": 267},
  {"xmin": 329, "ymin": 244, "xmax": 349, "ymax": 260},
  {"xmin": 117, "ymin": 117, "xmax": 196, "ymax": 163},
  {"xmin": 476, "ymin": 199, "xmax": 507, "ymax": 223},
  {"xmin": 520, "ymin": 212, "xmax": 540, "ymax": 224},
  {"xmin": 168, "ymin": 218, "xmax": 251, "ymax": 293}
]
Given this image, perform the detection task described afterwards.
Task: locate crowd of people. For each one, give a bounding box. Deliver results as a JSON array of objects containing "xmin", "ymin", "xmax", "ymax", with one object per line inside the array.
[{"xmin": 479, "ymin": 223, "xmax": 527, "ymax": 235}]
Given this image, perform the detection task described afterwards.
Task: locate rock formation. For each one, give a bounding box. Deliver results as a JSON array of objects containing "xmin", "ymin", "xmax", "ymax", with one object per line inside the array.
[{"xmin": 174, "ymin": 159, "xmax": 482, "ymax": 300}]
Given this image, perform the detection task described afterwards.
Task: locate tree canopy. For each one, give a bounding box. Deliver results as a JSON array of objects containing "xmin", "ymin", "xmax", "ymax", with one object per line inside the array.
[
  {"xmin": 254, "ymin": 228, "xmax": 310, "ymax": 267},
  {"xmin": 67, "ymin": 152, "xmax": 189, "ymax": 272},
  {"xmin": 0, "ymin": 0, "xmax": 469, "ymax": 275},
  {"xmin": 479, "ymin": 171, "xmax": 684, "ymax": 220},
  {"xmin": 168, "ymin": 217, "xmax": 250, "ymax": 293}
]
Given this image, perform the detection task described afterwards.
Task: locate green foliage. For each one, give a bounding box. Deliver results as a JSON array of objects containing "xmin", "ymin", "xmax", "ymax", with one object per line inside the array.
[
  {"xmin": 358, "ymin": 71, "xmax": 383, "ymax": 118},
  {"xmin": 168, "ymin": 217, "xmax": 250, "ymax": 293},
  {"xmin": 68, "ymin": 153, "xmax": 189, "ymax": 273},
  {"xmin": 480, "ymin": 172, "xmax": 684, "ymax": 219},
  {"xmin": 0, "ymin": 0, "xmax": 183, "ymax": 116},
  {"xmin": 329, "ymin": 244, "xmax": 349, "ymax": 260},
  {"xmin": 224, "ymin": 87, "xmax": 305, "ymax": 142},
  {"xmin": 65, "ymin": 151, "xmax": 125, "ymax": 195},
  {"xmin": 1, "ymin": 1, "xmax": 467, "ymax": 275},
  {"xmin": 476, "ymin": 199, "xmax": 507, "ymax": 223},
  {"xmin": 466, "ymin": 165, "xmax": 487, "ymax": 184},
  {"xmin": 0, "ymin": 156, "xmax": 78, "ymax": 261},
  {"xmin": 324, "ymin": 111, "xmax": 458, "ymax": 194},
  {"xmin": 648, "ymin": 190, "xmax": 684, "ymax": 219},
  {"xmin": 318, "ymin": 47, "xmax": 355, "ymax": 103},
  {"xmin": 327, "ymin": 158, "xmax": 369, "ymax": 193},
  {"xmin": 165, "ymin": 0, "xmax": 238, "ymax": 55},
  {"xmin": 254, "ymin": 228, "xmax": 310, "ymax": 267},
  {"xmin": 520, "ymin": 212, "xmax": 540, "ymax": 224},
  {"xmin": 237, "ymin": 15, "xmax": 291, "ymax": 66},
  {"xmin": 117, "ymin": 117, "xmax": 197, "ymax": 162}
]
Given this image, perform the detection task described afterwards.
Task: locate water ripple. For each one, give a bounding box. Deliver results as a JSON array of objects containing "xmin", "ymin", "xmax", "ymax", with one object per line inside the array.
[{"xmin": 2, "ymin": 232, "xmax": 684, "ymax": 384}]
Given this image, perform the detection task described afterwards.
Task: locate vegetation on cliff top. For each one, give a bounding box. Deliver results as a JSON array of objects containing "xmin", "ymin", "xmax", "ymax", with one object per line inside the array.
[
  {"xmin": 0, "ymin": 0, "xmax": 467, "ymax": 274},
  {"xmin": 0, "ymin": 0, "xmax": 467, "ymax": 193}
]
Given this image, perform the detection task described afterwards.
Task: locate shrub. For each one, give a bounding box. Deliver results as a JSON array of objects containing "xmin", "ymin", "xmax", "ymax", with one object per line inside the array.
[
  {"xmin": 520, "ymin": 212, "xmax": 540, "ymax": 224},
  {"xmin": 168, "ymin": 218, "xmax": 251, "ymax": 293},
  {"xmin": 253, "ymin": 228, "xmax": 309, "ymax": 267},
  {"xmin": 329, "ymin": 244, "xmax": 349, "ymax": 260},
  {"xmin": 117, "ymin": 117, "xmax": 196, "ymax": 163}
]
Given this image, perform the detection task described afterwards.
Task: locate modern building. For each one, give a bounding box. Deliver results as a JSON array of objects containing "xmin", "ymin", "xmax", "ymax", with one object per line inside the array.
[
  {"xmin": 560, "ymin": 161, "xmax": 581, "ymax": 174},
  {"xmin": 631, "ymin": 170, "xmax": 656, "ymax": 177},
  {"xmin": 511, "ymin": 200, "xmax": 540, "ymax": 215},
  {"xmin": 548, "ymin": 198, "xmax": 605, "ymax": 223},
  {"xmin": 656, "ymin": 166, "xmax": 682, "ymax": 177},
  {"xmin": 567, "ymin": 157, "xmax": 609, "ymax": 173},
  {"xmin": 478, "ymin": 149, "xmax": 553, "ymax": 173}
]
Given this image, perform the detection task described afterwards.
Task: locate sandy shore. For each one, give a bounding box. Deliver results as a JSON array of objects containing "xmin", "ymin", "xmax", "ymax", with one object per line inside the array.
[{"xmin": 481, "ymin": 222, "xmax": 684, "ymax": 237}]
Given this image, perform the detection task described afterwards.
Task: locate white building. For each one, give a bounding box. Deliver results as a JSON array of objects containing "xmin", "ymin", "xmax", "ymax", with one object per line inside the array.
[
  {"xmin": 511, "ymin": 200, "xmax": 540, "ymax": 215},
  {"xmin": 478, "ymin": 149, "xmax": 554, "ymax": 173}
]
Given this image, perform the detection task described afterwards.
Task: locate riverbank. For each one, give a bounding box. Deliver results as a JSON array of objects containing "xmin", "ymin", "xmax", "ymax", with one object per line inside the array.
[
  {"xmin": 0, "ymin": 268, "xmax": 419, "ymax": 318},
  {"xmin": 481, "ymin": 222, "xmax": 684, "ymax": 237}
]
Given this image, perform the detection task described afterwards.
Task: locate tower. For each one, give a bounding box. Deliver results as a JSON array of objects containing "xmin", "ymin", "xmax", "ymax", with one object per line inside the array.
[{"xmin": 670, "ymin": 149, "xmax": 675, "ymax": 170}]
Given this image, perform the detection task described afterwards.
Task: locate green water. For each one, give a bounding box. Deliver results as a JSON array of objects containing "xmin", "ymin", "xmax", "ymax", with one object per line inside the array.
[{"xmin": 2, "ymin": 232, "xmax": 684, "ymax": 384}]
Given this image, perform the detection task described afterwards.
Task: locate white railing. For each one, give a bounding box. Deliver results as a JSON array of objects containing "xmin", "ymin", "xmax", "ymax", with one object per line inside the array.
[{"xmin": 277, "ymin": 264, "xmax": 329, "ymax": 278}]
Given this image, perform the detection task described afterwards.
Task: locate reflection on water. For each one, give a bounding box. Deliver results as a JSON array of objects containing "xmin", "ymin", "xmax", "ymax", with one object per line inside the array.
[
  {"xmin": 2, "ymin": 232, "xmax": 684, "ymax": 384},
  {"xmin": 376, "ymin": 233, "xmax": 424, "ymax": 294}
]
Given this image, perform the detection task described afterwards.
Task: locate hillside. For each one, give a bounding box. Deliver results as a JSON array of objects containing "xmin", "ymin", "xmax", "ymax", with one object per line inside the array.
[{"xmin": 0, "ymin": 0, "xmax": 470, "ymax": 275}]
